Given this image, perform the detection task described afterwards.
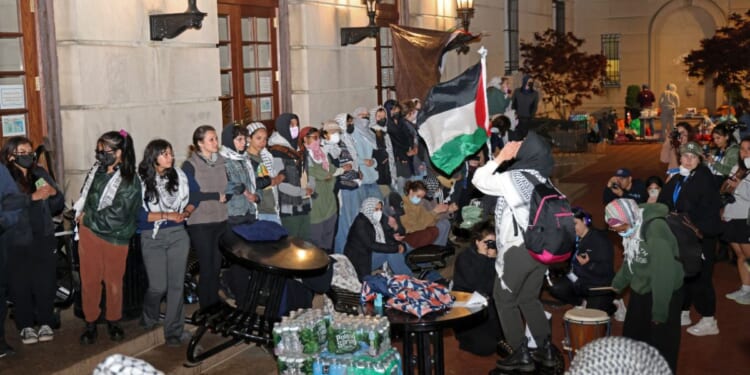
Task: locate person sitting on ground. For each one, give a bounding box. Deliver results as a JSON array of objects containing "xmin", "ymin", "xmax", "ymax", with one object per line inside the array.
[
  {"xmin": 603, "ymin": 167, "xmax": 647, "ymax": 204},
  {"xmin": 452, "ymin": 220, "xmax": 503, "ymax": 356},
  {"xmin": 344, "ymin": 197, "xmax": 409, "ymax": 281},
  {"xmin": 400, "ymin": 180, "xmax": 457, "ymax": 249},
  {"xmin": 645, "ymin": 175, "xmax": 664, "ymax": 204},
  {"xmin": 548, "ymin": 207, "xmax": 615, "ymax": 315}
]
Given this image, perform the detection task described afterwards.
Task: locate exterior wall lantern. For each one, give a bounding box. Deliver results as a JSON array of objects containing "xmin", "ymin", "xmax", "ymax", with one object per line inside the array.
[
  {"xmin": 456, "ymin": 0, "xmax": 475, "ymax": 32},
  {"xmin": 150, "ymin": 0, "xmax": 207, "ymax": 41},
  {"xmin": 340, "ymin": 0, "xmax": 380, "ymax": 46}
]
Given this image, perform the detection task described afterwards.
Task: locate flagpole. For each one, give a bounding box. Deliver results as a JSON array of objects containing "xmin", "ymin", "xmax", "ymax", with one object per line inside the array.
[{"xmin": 478, "ymin": 46, "xmax": 491, "ymax": 157}]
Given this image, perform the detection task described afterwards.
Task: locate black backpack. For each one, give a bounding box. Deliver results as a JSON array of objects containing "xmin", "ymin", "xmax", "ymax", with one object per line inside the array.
[
  {"xmin": 514, "ymin": 172, "xmax": 576, "ymax": 264},
  {"xmin": 642, "ymin": 213, "xmax": 703, "ymax": 277}
]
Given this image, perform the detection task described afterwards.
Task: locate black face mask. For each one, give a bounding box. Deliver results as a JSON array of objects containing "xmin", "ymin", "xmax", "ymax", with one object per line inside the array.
[
  {"xmin": 13, "ymin": 154, "xmax": 35, "ymax": 169},
  {"xmin": 527, "ymin": 82, "xmax": 534, "ymax": 90},
  {"xmin": 346, "ymin": 124, "xmax": 355, "ymax": 134},
  {"xmin": 392, "ymin": 112, "xmax": 401, "ymax": 120},
  {"xmin": 95, "ymin": 150, "xmax": 117, "ymax": 167},
  {"xmin": 377, "ymin": 119, "xmax": 387, "ymax": 126}
]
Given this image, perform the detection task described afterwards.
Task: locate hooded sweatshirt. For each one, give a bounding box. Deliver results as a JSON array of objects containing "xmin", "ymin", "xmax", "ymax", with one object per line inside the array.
[
  {"xmin": 268, "ymin": 113, "xmax": 310, "ymax": 216},
  {"xmin": 611, "ymin": 203, "xmax": 684, "ymax": 323},
  {"xmin": 512, "ymin": 76, "xmax": 539, "ymax": 119},
  {"xmin": 471, "ymin": 131, "xmax": 553, "ymax": 290}
]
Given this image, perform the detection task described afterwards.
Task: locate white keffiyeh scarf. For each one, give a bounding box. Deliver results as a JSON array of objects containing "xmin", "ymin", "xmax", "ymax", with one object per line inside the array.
[{"xmin": 72, "ymin": 162, "xmax": 123, "ymax": 240}]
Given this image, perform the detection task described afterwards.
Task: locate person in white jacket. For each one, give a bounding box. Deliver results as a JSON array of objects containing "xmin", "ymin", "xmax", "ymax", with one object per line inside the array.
[
  {"xmin": 472, "ymin": 130, "xmax": 557, "ymax": 372},
  {"xmin": 659, "ymin": 83, "xmax": 680, "ymax": 137}
]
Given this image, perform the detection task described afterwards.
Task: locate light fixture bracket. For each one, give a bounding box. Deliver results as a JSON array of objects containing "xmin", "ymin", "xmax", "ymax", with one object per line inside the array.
[{"xmin": 150, "ymin": 0, "xmax": 207, "ymax": 41}]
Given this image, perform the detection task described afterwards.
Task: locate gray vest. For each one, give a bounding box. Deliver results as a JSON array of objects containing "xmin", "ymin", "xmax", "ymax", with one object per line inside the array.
[{"xmin": 187, "ymin": 153, "xmax": 229, "ymax": 225}]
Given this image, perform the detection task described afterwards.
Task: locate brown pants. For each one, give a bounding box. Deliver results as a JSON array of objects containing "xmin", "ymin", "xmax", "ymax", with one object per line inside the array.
[
  {"xmin": 404, "ymin": 226, "xmax": 439, "ymax": 249},
  {"xmin": 78, "ymin": 224, "xmax": 128, "ymax": 322}
]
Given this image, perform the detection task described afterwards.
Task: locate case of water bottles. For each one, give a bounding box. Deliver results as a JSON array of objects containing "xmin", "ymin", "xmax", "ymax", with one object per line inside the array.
[{"xmin": 274, "ymin": 308, "xmax": 402, "ymax": 375}]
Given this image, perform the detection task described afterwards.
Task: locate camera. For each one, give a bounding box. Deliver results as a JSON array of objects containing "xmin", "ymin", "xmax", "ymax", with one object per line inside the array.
[
  {"xmin": 669, "ymin": 129, "xmax": 682, "ymax": 147},
  {"xmin": 610, "ymin": 182, "xmax": 620, "ymax": 190},
  {"xmin": 484, "ymin": 239, "xmax": 497, "ymax": 250},
  {"xmin": 720, "ymin": 192, "xmax": 736, "ymax": 207}
]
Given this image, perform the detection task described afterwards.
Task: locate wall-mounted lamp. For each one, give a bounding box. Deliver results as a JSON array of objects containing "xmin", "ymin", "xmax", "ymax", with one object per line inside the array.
[
  {"xmin": 340, "ymin": 0, "xmax": 380, "ymax": 46},
  {"xmin": 456, "ymin": 0, "xmax": 475, "ymax": 32},
  {"xmin": 150, "ymin": 0, "xmax": 207, "ymax": 41}
]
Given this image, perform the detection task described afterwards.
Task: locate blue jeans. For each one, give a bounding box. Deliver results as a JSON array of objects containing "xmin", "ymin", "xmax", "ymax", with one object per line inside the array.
[
  {"xmin": 434, "ymin": 218, "xmax": 451, "ymax": 246},
  {"xmin": 371, "ymin": 251, "xmax": 413, "ymax": 277},
  {"xmin": 359, "ymin": 183, "xmax": 382, "ymax": 200},
  {"xmin": 334, "ymin": 189, "xmax": 362, "ymax": 254}
]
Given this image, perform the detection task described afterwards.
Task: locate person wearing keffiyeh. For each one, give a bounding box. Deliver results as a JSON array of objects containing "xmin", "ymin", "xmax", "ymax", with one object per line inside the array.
[
  {"xmin": 76, "ymin": 130, "xmax": 141, "ymax": 346},
  {"xmin": 344, "ymin": 198, "xmax": 410, "ymax": 281},
  {"xmin": 604, "ymin": 198, "xmax": 684, "ymax": 373}
]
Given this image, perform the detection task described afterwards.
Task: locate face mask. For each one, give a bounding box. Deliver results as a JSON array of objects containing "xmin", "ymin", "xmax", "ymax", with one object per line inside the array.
[
  {"xmin": 289, "ymin": 126, "xmax": 299, "ymax": 139},
  {"xmin": 410, "ymin": 196, "xmax": 422, "ymax": 205},
  {"xmin": 618, "ymin": 227, "xmax": 635, "ymax": 238},
  {"xmin": 528, "ymin": 82, "xmax": 534, "ymax": 90},
  {"xmin": 648, "ymin": 188, "xmax": 660, "ymax": 198},
  {"xmin": 329, "ymin": 133, "xmax": 340, "ymax": 144},
  {"xmin": 346, "ymin": 124, "xmax": 355, "ymax": 134},
  {"xmin": 377, "ymin": 119, "xmax": 386, "ymax": 126},
  {"xmin": 372, "ymin": 211, "xmax": 382, "ymax": 222},
  {"xmin": 392, "ymin": 112, "xmax": 401, "ymax": 120},
  {"xmin": 13, "ymin": 154, "xmax": 35, "ymax": 169},
  {"xmin": 96, "ymin": 150, "xmax": 116, "ymax": 167},
  {"xmin": 678, "ymin": 165, "xmax": 691, "ymax": 177},
  {"xmin": 308, "ymin": 139, "xmax": 321, "ymax": 149},
  {"xmin": 744, "ymin": 157, "xmax": 750, "ymax": 169}
]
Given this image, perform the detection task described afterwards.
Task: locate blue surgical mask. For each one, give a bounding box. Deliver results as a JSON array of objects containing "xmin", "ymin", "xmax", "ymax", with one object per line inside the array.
[
  {"xmin": 618, "ymin": 227, "xmax": 636, "ymax": 238},
  {"xmin": 410, "ymin": 196, "xmax": 422, "ymax": 205}
]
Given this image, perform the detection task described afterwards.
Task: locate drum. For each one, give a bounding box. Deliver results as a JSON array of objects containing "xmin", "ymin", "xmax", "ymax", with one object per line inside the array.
[{"xmin": 562, "ymin": 308, "xmax": 611, "ymax": 360}]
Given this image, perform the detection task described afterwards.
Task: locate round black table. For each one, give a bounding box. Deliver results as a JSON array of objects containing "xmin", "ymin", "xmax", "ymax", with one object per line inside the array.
[
  {"xmin": 186, "ymin": 231, "xmax": 329, "ymax": 365},
  {"xmin": 385, "ymin": 291, "xmax": 487, "ymax": 375}
]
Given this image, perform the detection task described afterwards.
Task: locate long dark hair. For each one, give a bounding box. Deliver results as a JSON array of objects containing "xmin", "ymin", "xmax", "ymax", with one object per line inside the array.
[
  {"xmin": 0, "ymin": 136, "xmax": 35, "ymax": 193},
  {"xmin": 189, "ymin": 125, "xmax": 216, "ymax": 157},
  {"xmin": 739, "ymin": 136, "xmax": 750, "ymax": 174},
  {"xmin": 98, "ymin": 130, "xmax": 136, "ymax": 184},
  {"xmin": 138, "ymin": 139, "xmax": 178, "ymax": 204}
]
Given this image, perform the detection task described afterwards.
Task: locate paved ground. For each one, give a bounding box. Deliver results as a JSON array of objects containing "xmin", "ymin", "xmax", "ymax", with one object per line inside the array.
[{"xmin": 1, "ymin": 143, "xmax": 748, "ymax": 374}]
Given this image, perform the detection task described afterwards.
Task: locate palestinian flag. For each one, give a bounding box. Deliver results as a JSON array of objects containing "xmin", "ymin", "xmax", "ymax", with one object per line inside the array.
[{"xmin": 417, "ymin": 60, "xmax": 490, "ymax": 175}]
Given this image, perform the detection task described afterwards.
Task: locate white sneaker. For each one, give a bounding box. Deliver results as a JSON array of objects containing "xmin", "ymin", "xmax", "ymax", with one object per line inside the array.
[
  {"xmin": 19, "ymin": 327, "xmax": 38, "ymax": 345},
  {"xmin": 37, "ymin": 325, "xmax": 54, "ymax": 342},
  {"xmin": 680, "ymin": 310, "xmax": 692, "ymax": 326},
  {"xmin": 726, "ymin": 288, "xmax": 749, "ymax": 301},
  {"xmin": 687, "ymin": 318, "xmax": 719, "ymax": 336},
  {"xmin": 734, "ymin": 293, "xmax": 750, "ymax": 305},
  {"xmin": 613, "ymin": 299, "xmax": 627, "ymax": 322}
]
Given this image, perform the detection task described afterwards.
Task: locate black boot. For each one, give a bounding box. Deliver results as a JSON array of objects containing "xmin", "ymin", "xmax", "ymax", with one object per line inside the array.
[
  {"xmin": 531, "ymin": 337, "xmax": 558, "ymax": 368},
  {"xmin": 495, "ymin": 338, "xmax": 535, "ymax": 372},
  {"xmin": 79, "ymin": 323, "xmax": 98, "ymax": 345},
  {"xmin": 107, "ymin": 321, "xmax": 125, "ymax": 342}
]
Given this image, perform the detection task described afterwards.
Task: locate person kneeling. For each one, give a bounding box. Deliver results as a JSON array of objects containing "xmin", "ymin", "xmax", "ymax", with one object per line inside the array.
[
  {"xmin": 452, "ymin": 221, "xmax": 503, "ymax": 356},
  {"xmin": 548, "ymin": 207, "xmax": 616, "ymax": 315}
]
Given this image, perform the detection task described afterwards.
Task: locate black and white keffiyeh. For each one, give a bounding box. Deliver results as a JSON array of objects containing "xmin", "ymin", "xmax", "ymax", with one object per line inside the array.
[
  {"xmin": 360, "ymin": 197, "xmax": 385, "ymax": 244},
  {"xmin": 566, "ymin": 336, "xmax": 671, "ymax": 375}
]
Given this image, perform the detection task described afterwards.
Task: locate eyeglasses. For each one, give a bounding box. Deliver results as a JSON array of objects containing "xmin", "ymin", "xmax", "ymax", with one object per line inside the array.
[
  {"xmin": 13, "ymin": 151, "xmax": 33, "ymax": 156},
  {"xmin": 96, "ymin": 149, "xmax": 115, "ymax": 155}
]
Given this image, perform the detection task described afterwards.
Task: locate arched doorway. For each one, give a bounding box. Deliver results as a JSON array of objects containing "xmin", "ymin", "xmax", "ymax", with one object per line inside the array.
[{"xmin": 649, "ymin": 0, "xmax": 726, "ymax": 112}]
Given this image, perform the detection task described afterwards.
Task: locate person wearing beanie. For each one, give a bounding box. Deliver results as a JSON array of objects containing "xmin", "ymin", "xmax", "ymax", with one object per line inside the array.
[
  {"xmin": 605, "ymin": 198, "xmax": 684, "ymax": 373},
  {"xmin": 657, "ymin": 141, "xmax": 722, "ymax": 337}
]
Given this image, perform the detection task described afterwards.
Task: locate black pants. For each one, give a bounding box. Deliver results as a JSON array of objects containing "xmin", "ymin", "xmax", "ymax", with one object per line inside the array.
[
  {"xmin": 8, "ymin": 236, "xmax": 57, "ymax": 329},
  {"xmin": 682, "ymin": 236, "xmax": 716, "ymax": 317},
  {"xmin": 548, "ymin": 277, "xmax": 616, "ymax": 315},
  {"xmin": 0, "ymin": 232, "xmax": 9, "ymax": 340},
  {"xmin": 188, "ymin": 221, "xmax": 227, "ymax": 309},
  {"xmin": 623, "ymin": 288, "xmax": 683, "ymax": 374}
]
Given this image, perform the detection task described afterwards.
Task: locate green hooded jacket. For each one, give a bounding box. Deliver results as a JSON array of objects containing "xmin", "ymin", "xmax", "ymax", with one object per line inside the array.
[{"xmin": 611, "ymin": 203, "xmax": 684, "ymax": 323}]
